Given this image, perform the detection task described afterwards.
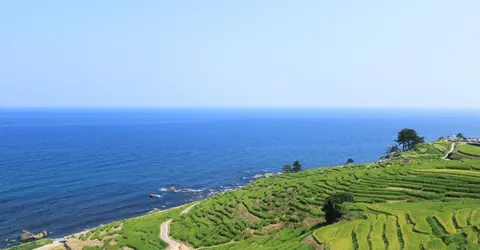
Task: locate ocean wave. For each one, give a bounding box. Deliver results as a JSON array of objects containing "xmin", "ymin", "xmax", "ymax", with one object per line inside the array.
[
  {"xmin": 158, "ymin": 188, "xmax": 204, "ymax": 193},
  {"xmin": 182, "ymin": 188, "xmax": 204, "ymax": 193}
]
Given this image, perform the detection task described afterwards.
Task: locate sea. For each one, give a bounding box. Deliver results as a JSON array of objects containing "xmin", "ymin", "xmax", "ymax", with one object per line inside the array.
[{"xmin": 1, "ymin": 108, "xmax": 479, "ymax": 247}]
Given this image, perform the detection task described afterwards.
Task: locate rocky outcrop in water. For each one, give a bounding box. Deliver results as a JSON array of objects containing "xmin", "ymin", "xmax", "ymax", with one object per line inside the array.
[
  {"xmin": 253, "ymin": 173, "xmax": 275, "ymax": 179},
  {"xmin": 253, "ymin": 174, "xmax": 264, "ymax": 179},
  {"xmin": 264, "ymin": 173, "xmax": 274, "ymax": 178},
  {"xmin": 20, "ymin": 230, "xmax": 49, "ymax": 242}
]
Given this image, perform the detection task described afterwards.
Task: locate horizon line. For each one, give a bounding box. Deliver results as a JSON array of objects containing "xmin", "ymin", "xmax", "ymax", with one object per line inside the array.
[{"xmin": 1, "ymin": 106, "xmax": 480, "ymax": 111}]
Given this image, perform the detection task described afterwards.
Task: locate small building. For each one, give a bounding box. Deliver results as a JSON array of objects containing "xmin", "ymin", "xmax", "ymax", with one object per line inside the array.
[
  {"xmin": 447, "ymin": 136, "xmax": 460, "ymax": 142},
  {"xmin": 466, "ymin": 137, "xmax": 480, "ymax": 145}
]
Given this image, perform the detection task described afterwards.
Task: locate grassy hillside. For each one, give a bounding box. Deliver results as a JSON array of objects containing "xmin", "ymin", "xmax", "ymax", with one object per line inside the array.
[{"xmin": 10, "ymin": 140, "xmax": 480, "ymax": 250}]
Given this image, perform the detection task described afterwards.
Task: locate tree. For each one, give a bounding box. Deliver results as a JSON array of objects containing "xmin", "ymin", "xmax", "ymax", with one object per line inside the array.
[
  {"xmin": 292, "ymin": 160, "xmax": 302, "ymax": 172},
  {"xmin": 282, "ymin": 164, "xmax": 292, "ymax": 173},
  {"xmin": 457, "ymin": 133, "xmax": 465, "ymax": 140},
  {"xmin": 346, "ymin": 158, "xmax": 354, "ymax": 165},
  {"xmin": 396, "ymin": 128, "xmax": 424, "ymax": 151},
  {"xmin": 322, "ymin": 192, "xmax": 355, "ymax": 224}
]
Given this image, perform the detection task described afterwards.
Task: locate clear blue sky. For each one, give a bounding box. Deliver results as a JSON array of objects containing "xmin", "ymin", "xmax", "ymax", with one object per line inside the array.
[{"xmin": 1, "ymin": 1, "xmax": 479, "ymax": 108}]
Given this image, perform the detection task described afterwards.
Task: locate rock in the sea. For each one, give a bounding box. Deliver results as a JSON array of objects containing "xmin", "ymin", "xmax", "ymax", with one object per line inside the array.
[
  {"xmin": 167, "ymin": 186, "xmax": 176, "ymax": 192},
  {"xmin": 20, "ymin": 230, "xmax": 49, "ymax": 242},
  {"xmin": 264, "ymin": 173, "xmax": 274, "ymax": 178},
  {"xmin": 253, "ymin": 174, "xmax": 264, "ymax": 179},
  {"xmin": 20, "ymin": 230, "xmax": 34, "ymax": 242}
]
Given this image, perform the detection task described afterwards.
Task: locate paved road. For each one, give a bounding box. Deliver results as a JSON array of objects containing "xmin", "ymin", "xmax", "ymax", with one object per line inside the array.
[
  {"xmin": 160, "ymin": 219, "xmax": 185, "ymax": 250},
  {"xmin": 160, "ymin": 203, "xmax": 198, "ymax": 250}
]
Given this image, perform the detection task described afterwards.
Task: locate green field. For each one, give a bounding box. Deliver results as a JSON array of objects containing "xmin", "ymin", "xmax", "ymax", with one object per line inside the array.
[
  {"xmin": 459, "ymin": 144, "xmax": 480, "ymax": 157},
  {"xmin": 7, "ymin": 239, "xmax": 53, "ymax": 250},
  {"xmin": 10, "ymin": 140, "xmax": 480, "ymax": 250}
]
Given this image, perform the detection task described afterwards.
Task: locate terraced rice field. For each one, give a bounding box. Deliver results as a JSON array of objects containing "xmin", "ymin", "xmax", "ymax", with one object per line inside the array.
[
  {"xmin": 315, "ymin": 201, "xmax": 480, "ymax": 250},
  {"xmin": 168, "ymin": 141, "xmax": 480, "ymax": 249}
]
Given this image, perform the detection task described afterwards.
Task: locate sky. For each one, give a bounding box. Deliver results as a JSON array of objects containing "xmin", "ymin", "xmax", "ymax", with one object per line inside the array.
[{"xmin": 1, "ymin": 1, "xmax": 479, "ymax": 108}]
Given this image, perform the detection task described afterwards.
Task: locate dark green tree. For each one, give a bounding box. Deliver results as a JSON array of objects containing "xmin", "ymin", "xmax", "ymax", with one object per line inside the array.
[
  {"xmin": 346, "ymin": 158, "xmax": 354, "ymax": 165},
  {"xmin": 292, "ymin": 160, "xmax": 302, "ymax": 172},
  {"xmin": 322, "ymin": 192, "xmax": 355, "ymax": 224},
  {"xmin": 282, "ymin": 164, "xmax": 292, "ymax": 173},
  {"xmin": 456, "ymin": 133, "xmax": 465, "ymax": 140},
  {"xmin": 396, "ymin": 128, "xmax": 424, "ymax": 151}
]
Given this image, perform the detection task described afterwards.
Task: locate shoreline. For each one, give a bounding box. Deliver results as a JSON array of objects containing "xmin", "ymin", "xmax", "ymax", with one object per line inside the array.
[
  {"xmin": 27, "ymin": 162, "xmax": 375, "ymax": 249},
  {"xmin": 68, "ymin": 202, "xmax": 194, "ymax": 239},
  {"xmin": 5, "ymin": 172, "xmax": 266, "ymax": 249},
  {"xmin": 31, "ymin": 186, "xmax": 247, "ymax": 248},
  {"xmin": 8, "ymin": 169, "xmax": 325, "ymax": 249},
  {"xmin": 22, "ymin": 202, "xmax": 198, "ymax": 250},
  {"xmin": 11, "ymin": 139, "xmax": 457, "ymax": 249}
]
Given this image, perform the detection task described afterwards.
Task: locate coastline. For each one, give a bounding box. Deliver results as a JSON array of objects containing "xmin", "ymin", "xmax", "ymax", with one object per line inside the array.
[
  {"xmin": 17, "ymin": 168, "xmax": 333, "ymax": 250},
  {"xmin": 6, "ymin": 172, "xmax": 267, "ymax": 249},
  {"xmin": 10, "ymin": 139, "xmax": 475, "ymax": 249},
  {"xmin": 5, "ymin": 109, "xmax": 480, "ymax": 249},
  {"xmin": 26, "ymin": 202, "xmax": 196, "ymax": 250},
  {"xmin": 68, "ymin": 202, "xmax": 193, "ymax": 238},
  {"xmin": 9, "ymin": 166, "xmax": 363, "ymax": 250},
  {"xmin": 22, "ymin": 170, "xmax": 280, "ymax": 250},
  {"xmin": 33, "ymin": 160, "xmax": 376, "ymax": 250}
]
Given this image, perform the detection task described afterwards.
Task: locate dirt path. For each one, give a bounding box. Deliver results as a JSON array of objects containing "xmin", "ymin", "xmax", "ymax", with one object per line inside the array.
[
  {"xmin": 444, "ymin": 142, "xmax": 455, "ymax": 160},
  {"xmin": 160, "ymin": 203, "xmax": 198, "ymax": 250},
  {"xmin": 34, "ymin": 240, "xmax": 65, "ymax": 250},
  {"xmin": 181, "ymin": 203, "xmax": 198, "ymax": 215}
]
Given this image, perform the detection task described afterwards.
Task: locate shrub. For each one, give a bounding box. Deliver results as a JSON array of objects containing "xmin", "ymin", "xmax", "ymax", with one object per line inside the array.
[{"xmin": 322, "ymin": 192, "xmax": 355, "ymax": 224}]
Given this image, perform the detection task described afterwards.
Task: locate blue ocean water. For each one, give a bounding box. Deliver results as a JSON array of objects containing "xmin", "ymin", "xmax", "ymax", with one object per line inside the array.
[{"xmin": 1, "ymin": 108, "xmax": 479, "ymax": 247}]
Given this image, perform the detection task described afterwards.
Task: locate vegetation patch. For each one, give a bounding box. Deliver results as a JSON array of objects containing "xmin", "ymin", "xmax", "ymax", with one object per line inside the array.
[
  {"xmin": 236, "ymin": 203, "xmax": 261, "ymax": 223},
  {"xmin": 7, "ymin": 239, "xmax": 53, "ymax": 250}
]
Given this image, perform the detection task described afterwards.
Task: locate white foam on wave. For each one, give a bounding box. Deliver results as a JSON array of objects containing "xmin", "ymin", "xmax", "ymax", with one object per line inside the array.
[
  {"xmin": 159, "ymin": 187, "xmax": 204, "ymax": 193},
  {"xmin": 186, "ymin": 188, "xmax": 204, "ymax": 192}
]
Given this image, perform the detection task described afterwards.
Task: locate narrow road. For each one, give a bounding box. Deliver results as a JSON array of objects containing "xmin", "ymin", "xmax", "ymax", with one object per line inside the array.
[
  {"xmin": 181, "ymin": 203, "xmax": 198, "ymax": 215},
  {"xmin": 160, "ymin": 220, "xmax": 187, "ymax": 250},
  {"xmin": 160, "ymin": 203, "xmax": 198, "ymax": 250},
  {"xmin": 444, "ymin": 143, "xmax": 455, "ymax": 160}
]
